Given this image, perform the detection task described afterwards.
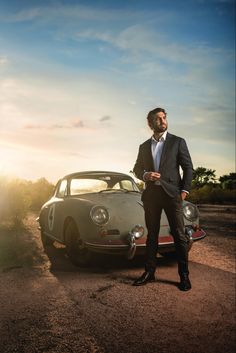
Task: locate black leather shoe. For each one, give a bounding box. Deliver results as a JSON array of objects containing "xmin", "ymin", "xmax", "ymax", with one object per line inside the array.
[
  {"xmin": 179, "ymin": 276, "xmax": 191, "ymax": 291},
  {"xmin": 133, "ymin": 271, "xmax": 155, "ymax": 286}
]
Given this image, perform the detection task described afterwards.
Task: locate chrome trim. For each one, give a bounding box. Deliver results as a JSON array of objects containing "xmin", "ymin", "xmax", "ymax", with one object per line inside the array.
[
  {"xmin": 84, "ymin": 232, "xmax": 206, "ymax": 250},
  {"xmin": 85, "ymin": 242, "xmax": 129, "ymax": 249},
  {"xmin": 85, "ymin": 241, "xmax": 175, "ymax": 249},
  {"xmin": 182, "ymin": 202, "xmax": 199, "ymax": 222},
  {"xmin": 127, "ymin": 233, "xmax": 136, "ymax": 260},
  {"xmin": 90, "ymin": 205, "xmax": 110, "ymax": 226},
  {"xmin": 158, "ymin": 241, "xmax": 174, "ymax": 245},
  {"xmin": 129, "ymin": 224, "xmax": 144, "ymax": 239},
  {"xmin": 43, "ymin": 231, "xmax": 61, "ymax": 242},
  {"xmin": 185, "ymin": 227, "xmax": 194, "ymax": 250}
]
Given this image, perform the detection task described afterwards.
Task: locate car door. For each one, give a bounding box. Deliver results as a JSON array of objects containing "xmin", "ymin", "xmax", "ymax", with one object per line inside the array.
[{"xmin": 43, "ymin": 179, "xmax": 68, "ymax": 242}]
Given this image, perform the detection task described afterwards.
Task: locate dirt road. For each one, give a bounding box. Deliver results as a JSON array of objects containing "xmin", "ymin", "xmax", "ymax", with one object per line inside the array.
[{"xmin": 0, "ymin": 205, "xmax": 235, "ymax": 353}]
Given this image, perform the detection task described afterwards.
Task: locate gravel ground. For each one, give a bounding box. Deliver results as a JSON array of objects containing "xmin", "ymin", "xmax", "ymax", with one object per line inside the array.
[
  {"xmin": 190, "ymin": 205, "xmax": 236, "ymax": 273},
  {"xmin": 0, "ymin": 205, "xmax": 235, "ymax": 353}
]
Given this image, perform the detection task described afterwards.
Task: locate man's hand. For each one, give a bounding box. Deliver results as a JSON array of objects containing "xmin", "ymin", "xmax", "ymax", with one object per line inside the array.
[
  {"xmin": 144, "ymin": 172, "xmax": 161, "ymax": 181},
  {"xmin": 180, "ymin": 191, "xmax": 187, "ymax": 200}
]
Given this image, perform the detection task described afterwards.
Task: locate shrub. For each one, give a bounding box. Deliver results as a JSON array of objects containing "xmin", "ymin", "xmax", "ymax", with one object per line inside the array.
[
  {"xmin": 28, "ymin": 178, "xmax": 55, "ymax": 211},
  {"xmin": 0, "ymin": 177, "xmax": 55, "ymax": 228},
  {"xmin": 0, "ymin": 178, "xmax": 31, "ymax": 227},
  {"xmin": 189, "ymin": 185, "xmax": 236, "ymax": 204}
]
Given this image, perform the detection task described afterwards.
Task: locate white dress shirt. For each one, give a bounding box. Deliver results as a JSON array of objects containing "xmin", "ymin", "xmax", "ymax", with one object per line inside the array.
[
  {"xmin": 143, "ymin": 130, "xmax": 188, "ymax": 194},
  {"xmin": 151, "ymin": 130, "xmax": 167, "ymax": 173},
  {"xmin": 149, "ymin": 130, "xmax": 167, "ymax": 185}
]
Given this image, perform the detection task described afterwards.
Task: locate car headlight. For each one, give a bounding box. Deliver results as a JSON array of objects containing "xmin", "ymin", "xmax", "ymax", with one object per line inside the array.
[
  {"xmin": 183, "ymin": 203, "xmax": 199, "ymax": 222},
  {"xmin": 130, "ymin": 224, "xmax": 144, "ymax": 239},
  {"xmin": 90, "ymin": 206, "xmax": 109, "ymax": 225}
]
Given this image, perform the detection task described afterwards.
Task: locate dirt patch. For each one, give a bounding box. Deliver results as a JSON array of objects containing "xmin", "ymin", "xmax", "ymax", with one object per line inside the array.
[
  {"xmin": 0, "ymin": 213, "xmax": 48, "ymax": 272},
  {"xmin": 189, "ymin": 204, "xmax": 236, "ymax": 273},
  {"xmin": 0, "ymin": 206, "xmax": 235, "ymax": 353}
]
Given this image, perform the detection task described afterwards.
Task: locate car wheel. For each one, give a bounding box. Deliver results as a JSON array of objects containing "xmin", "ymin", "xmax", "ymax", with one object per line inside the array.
[
  {"xmin": 65, "ymin": 220, "xmax": 91, "ymax": 267},
  {"xmin": 40, "ymin": 231, "xmax": 54, "ymax": 247}
]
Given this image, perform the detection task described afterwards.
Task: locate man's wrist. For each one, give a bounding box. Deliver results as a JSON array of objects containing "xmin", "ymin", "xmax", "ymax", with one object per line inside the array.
[{"xmin": 143, "ymin": 172, "xmax": 149, "ymax": 181}]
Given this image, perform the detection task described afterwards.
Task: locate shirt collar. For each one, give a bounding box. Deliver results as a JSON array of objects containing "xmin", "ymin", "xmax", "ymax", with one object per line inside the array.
[{"xmin": 151, "ymin": 130, "xmax": 167, "ymax": 143}]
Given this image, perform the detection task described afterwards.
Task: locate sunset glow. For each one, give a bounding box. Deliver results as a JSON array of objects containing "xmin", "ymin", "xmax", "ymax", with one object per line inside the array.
[{"xmin": 0, "ymin": 0, "xmax": 235, "ymax": 182}]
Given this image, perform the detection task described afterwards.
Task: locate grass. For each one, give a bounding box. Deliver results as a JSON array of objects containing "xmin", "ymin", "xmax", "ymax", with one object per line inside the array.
[{"xmin": 0, "ymin": 216, "xmax": 41, "ymax": 271}]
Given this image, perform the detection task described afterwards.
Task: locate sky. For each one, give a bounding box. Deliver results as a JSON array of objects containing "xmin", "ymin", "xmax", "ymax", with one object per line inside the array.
[{"xmin": 0, "ymin": 0, "xmax": 235, "ymax": 183}]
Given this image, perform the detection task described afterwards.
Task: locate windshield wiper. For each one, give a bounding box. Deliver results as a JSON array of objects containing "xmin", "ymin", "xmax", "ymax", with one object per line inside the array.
[
  {"xmin": 99, "ymin": 188, "xmax": 140, "ymax": 193},
  {"xmin": 99, "ymin": 188, "xmax": 127, "ymax": 193}
]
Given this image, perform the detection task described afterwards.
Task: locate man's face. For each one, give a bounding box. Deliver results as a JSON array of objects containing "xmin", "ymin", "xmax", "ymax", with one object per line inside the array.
[{"xmin": 150, "ymin": 111, "xmax": 168, "ymax": 133}]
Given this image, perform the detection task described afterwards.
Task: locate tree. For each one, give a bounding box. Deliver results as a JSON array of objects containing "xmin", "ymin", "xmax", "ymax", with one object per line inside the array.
[
  {"xmin": 192, "ymin": 167, "xmax": 216, "ymax": 189},
  {"xmin": 0, "ymin": 176, "xmax": 55, "ymax": 228},
  {"xmin": 219, "ymin": 173, "xmax": 236, "ymax": 190},
  {"xmin": 0, "ymin": 178, "xmax": 30, "ymax": 227},
  {"xmin": 28, "ymin": 178, "xmax": 55, "ymax": 210}
]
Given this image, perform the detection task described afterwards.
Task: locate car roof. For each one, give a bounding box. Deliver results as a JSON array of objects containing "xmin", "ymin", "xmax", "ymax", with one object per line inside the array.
[{"xmin": 62, "ymin": 171, "xmax": 133, "ymax": 180}]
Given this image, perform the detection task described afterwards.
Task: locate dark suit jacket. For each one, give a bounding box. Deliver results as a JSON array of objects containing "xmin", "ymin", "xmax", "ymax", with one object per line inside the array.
[{"xmin": 133, "ymin": 132, "xmax": 193, "ymax": 198}]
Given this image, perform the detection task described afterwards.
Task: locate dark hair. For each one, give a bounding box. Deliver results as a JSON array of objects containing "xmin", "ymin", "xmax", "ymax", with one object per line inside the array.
[{"xmin": 147, "ymin": 107, "xmax": 167, "ymax": 126}]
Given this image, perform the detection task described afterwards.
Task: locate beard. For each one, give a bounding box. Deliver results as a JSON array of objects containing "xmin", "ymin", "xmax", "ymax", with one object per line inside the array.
[{"xmin": 152, "ymin": 120, "xmax": 168, "ymax": 134}]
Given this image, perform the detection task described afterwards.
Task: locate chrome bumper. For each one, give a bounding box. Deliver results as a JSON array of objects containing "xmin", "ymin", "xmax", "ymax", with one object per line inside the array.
[
  {"xmin": 126, "ymin": 233, "xmax": 137, "ymax": 260},
  {"xmin": 84, "ymin": 225, "xmax": 206, "ymax": 258}
]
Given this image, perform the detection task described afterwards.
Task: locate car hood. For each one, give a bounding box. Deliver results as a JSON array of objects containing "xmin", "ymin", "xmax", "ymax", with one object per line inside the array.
[
  {"xmin": 79, "ymin": 190, "xmax": 141, "ymax": 204},
  {"xmin": 78, "ymin": 191, "xmax": 143, "ymax": 214},
  {"xmin": 77, "ymin": 192, "xmax": 145, "ymax": 233},
  {"xmin": 75, "ymin": 191, "xmax": 169, "ymax": 233}
]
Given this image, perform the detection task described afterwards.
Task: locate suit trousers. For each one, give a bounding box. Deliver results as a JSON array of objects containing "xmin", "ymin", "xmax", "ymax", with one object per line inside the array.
[{"xmin": 142, "ymin": 185, "xmax": 189, "ymax": 276}]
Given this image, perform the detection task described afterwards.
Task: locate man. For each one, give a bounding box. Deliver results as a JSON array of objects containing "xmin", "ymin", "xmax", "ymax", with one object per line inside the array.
[{"xmin": 133, "ymin": 107, "xmax": 193, "ymax": 291}]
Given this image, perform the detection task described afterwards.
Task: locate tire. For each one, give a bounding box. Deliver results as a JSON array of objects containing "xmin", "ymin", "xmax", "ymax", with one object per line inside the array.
[
  {"xmin": 65, "ymin": 220, "xmax": 91, "ymax": 266},
  {"xmin": 41, "ymin": 231, "xmax": 54, "ymax": 247}
]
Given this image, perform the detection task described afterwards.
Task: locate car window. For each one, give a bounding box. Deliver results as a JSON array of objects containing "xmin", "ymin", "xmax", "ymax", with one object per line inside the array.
[
  {"xmin": 70, "ymin": 178, "xmax": 108, "ymax": 195},
  {"xmin": 120, "ymin": 180, "xmax": 135, "ymax": 191},
  {"xmin": 112, "ymin": 182, "xmax": 120, "ymax": 190},
  {"xmin": 57, "ymin": 179, "xmax": 67, "ymax": 197},
  {"xmin": 112, "ymin": 179, "xmax": 139, "ymax": 191}
]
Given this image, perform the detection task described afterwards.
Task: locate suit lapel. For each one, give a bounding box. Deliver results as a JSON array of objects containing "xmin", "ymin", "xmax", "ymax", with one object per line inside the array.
[
  {"xmin": 159, "ymin": 132, "xmax": 173, "ymax": 169},
  {"xmin": 144, "ymin": 139, "xmax": 154, "ymax": 170}
]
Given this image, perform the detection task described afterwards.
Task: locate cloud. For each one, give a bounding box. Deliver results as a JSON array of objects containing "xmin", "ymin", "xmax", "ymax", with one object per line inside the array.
[
  {"xmin": 0, "ymin": 4, "xmax": 147, "ymax": 23},
  {"xmin": 72, "ymin": 119, "xmax": 84, "ymax": 128},
  {"xmin": 24, "ymin": 119, "xmax": 85, "ymax": 130},
  {"xmin": 0, "ymin": 56, "xmax": 9, "ymax": 65},
  {"xmin": 0, "ymin": 138, "xmax": 87, "ymax": 158},
  {"xmin": 75, "ymin": 25, "xmax": 232, "ymax": 68},
  {"xmin": 171, "ymin": 113, "xmax": 235, "ymax": 143},
  {"xmin": 4, "ymin": 8, "xmax": 42, "ymax": 22},
  {"xmin": 99, "ymin": 116, "xmax": 112, "ymax": 122},
  {"xmin": 128, "ymin": 100, "xmax": 137, "ymax": 105},
  {"xmin": 2, "ymin": 4, "xmax": 233, "ymax": 83},
  {"xmin": 0, "ymin": 2, "xmax": 199, "ymax": 71}
]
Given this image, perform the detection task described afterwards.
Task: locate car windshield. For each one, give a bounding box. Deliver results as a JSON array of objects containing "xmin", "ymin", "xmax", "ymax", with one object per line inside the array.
[{"xmin": 69, "ymin": 175, "xmax": 139, "ymax": 195}]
